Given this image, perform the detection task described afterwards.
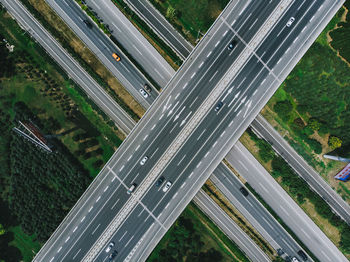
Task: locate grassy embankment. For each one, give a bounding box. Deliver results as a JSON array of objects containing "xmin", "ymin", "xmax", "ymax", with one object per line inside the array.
[
  {"xmin": 261, "ymin": 2, "xmax": 350, "ymax": 203},
  {"xmin": 147, "ymin": 203, "xmax": 249, "ymax": 262}
]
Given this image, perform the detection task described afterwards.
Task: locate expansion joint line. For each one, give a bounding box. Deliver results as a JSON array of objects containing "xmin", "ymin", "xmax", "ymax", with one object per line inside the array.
[
  {"xmin": 83, "ymin": 1, "xmax": 293, "ymax": 261},
  {"xmin": 220, "ymin": 0, "xmax": 294, "ymax": 84}
]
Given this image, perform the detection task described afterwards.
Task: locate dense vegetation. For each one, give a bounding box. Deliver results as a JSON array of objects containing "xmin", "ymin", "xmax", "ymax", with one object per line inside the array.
[
  {"xmin": 148, "ymin": 203, "xmax": 246, "ymax": 262},
  {"xmin": 9, "ymin": 103, "xmax": 92, "ymax": 241},
  {"xmin": 149, "ymin": 0, "xmax": 230, "ymax": 44},
  {"xmin": 247, "ymin": 128, "xmax": 350, "ymax": 255},
  {"xmin": 0, "ymin": 6, "xmax": 120, "ymax": 260},
  {"xmin": 329, "ymin": 0, "xmax": 350, "ymax": 64}
]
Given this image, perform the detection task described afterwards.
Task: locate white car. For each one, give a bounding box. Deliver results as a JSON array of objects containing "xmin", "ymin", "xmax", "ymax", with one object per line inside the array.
[
  {"xmin": 140, "ymin": 156, "xmax": 148, "ymax": 165},
  {"xmin": 286, "ymin": 17, "xmax": 295, "ymax": 27},
  {"xmin": 292, "ymin": 257, "xmax": 300, "ymax": 262},
  {"xmin": 162, "ymin": 181, "xmax": 172, "ymax": 192},
  {"xmin": 139, "ymin": 88, "xmax": 149, "ymax": 98},
  {"xmin": 105, "ymin": 241, "xmax": 115, "ymax": 253}
]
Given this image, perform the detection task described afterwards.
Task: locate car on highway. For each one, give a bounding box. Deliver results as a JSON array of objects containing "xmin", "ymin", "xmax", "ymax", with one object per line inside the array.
[
  {"xmin": 109, "ymin": 250, "xmax": 118, "ymax": 261},
  {"xmin": 239, "ymin": 187, "xmax": 249, "ymax": 196},
  {"xmin": 215, "ymin": 101, "xmax": 224, "ymax": 112},
  {"xmin": 163, "ymin": 181, "xmax": 172, "ymax": 192},
  {"xmin": 140, "ymin": 156, "xmax": 148, "ymax": 165},
  {"xmin": 83, "ymin": 19, "xmax": 92, "ymax": 29},
  {"xmin": 297, "ymin": 250, "xmax": 307, "ymax": 261},
  {"xmin": 291, "ymin": 257, "xmax": 300, "ymax": 262},
  {"xmin": 144, "ymin": 83, "xmax": 152, "ymax": 93},
  {"xmin": 286, "ymin": 17, "xmax": 295, "ymax": 27},
  {"xmin": 155, "ymin": 176, "xmax": 165, "ymax": 187},
  {"xmin": 127, "ymin": 183, "xmax": 137, "ymax": 194},
  {"xmin": 228, "ymin": 40, "xmax": 237, "ymax": 50},
  {"xmin": 139, "ymin": 88, "xmax": 149, "ymax": 98},
  {"xmin": 112, "ymin": 53, "xmax": 121, "ymax": 62},
  {"xmin": 105, "ymin": 242, "xmax": 115, "ymax": 253}
]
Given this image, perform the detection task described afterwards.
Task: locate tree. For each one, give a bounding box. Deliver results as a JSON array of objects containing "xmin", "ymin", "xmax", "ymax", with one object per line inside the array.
[
  {"xmin": 0, "ymin": 224, "xmax": 5, "ymax": 235},
  {"xmin": 329, "ymin": 136, "xmax": 342, "ymax": 149},
  {"xmin": 274, "ymin": 100, "xmax": 293, "ymax": 121},
  {"xmin": 309, "ymin": 119, "xmax": 321, "ymax": 131},
  {"xmin": 166, "ymin": 6, "xmax": 177, "ymax": 21}
]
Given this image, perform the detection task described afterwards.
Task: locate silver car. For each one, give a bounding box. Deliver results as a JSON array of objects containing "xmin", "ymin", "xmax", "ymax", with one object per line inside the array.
[
  {"xmin": 162, "ymin": 181, "xmax": 172, "ymax": 192},
  {"xmin": 140, "ymin": 156, "xmax": 148, "ymax": 165},
  {"xmin": 286, "ymin": 17, "xmax": 295, "ymax": 27},
  {"xmin": 105, "ymin": 242, "xmax": 115, "ymax": 253},
  {"xmin": 139, "ymin": 88, "xmax": 149, "ymax": 98}
]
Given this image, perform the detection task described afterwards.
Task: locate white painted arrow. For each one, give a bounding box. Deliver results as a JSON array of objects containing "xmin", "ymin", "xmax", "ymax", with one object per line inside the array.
[
  {"xmin": 180, "ymin": 111, "xmax": 192, "ymax": 127},
  {"xmin": 228, "ymin": 91, "xmax": 241, "ymax": 107},
  {"xmin": 174, "ymin": 106, "xmax": 186, "ymax": 122},
  {"xmin": 163, "ymin": 96, "xmax": 172, "ymax": 112},
  {"xmin": 222, "ymin": 87, "xmax": 234, "ymax": 101},
  {"xmin": 243, "ymin": 100, "xmax": 252, "ymax": 118},
  {"xmin": 167, "ymin": 101, "xmax": 179, "ymax": 117}
]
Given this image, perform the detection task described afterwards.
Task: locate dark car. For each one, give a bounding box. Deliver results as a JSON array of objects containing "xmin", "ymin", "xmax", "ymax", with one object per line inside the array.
[
  {"xmin": 109, "ymin": 250, "xmax": 118, "ymax": 260},
  {"xmin": 297, "ymin": 250, "xmax": 307, "ymax": 261},
  {"xmin": 215, "ymin": 101, "xmax": 223, "ymax": 112},
  {"xmin": 277, "ymin": 248, "xmax": 284, "ymax": 256},
  {"xmin": 83, "ymin": 19, "xmax": 92, "ymax": 29},
  {"xmin": 228, "ymin": 40, "xmax": 237, "ymax": 50},
  {"xmin": 155, "ymin": 176, "xmax": 165, "ymax": 187},
  {"xmin": 239, "ymin": 187, "xmax": 249, "ymax": 197},
  {"xmin": 144, "ymin": 83, "xmax": 151, "ymax": 93}
]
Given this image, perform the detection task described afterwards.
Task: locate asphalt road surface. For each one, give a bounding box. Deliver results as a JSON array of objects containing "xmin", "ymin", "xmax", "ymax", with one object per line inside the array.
[
  {"xmin": 226, "ymin": 142, "xmax": 347, "ymax": 262},
  {"xmin": 46, "ymin": 0, "xmax": 159, "ymax": 109},
  {"xmin": 212, "ymin": 163, "xmax": 310, "ymax": 261},
  {"xmin": 83, "ymin": 0, "xmax": 175, "ymax": 87},
  {"xmin": 124, "ymin": 0, "xmax": 193, "ymax": 59},
  {"xmin": 29, "ymin": 0, "xmax": 345, "ymax": 261},
  {"xmin": 193, "ymin": 189, "xmax": 270, "ymax": 262},
  {"xmin": 251, "ymin": 114, "xmax": 350, "ymax": 224}
]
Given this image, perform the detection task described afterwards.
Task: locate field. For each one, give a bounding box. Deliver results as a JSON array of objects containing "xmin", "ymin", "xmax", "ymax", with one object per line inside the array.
[
  {"xmin": 261, "ymin": 2, "xmax": 350, "ymax": 203},
  {"xmin": 0, "ymin": 5, "xmax": 123, "ymax": 261},
  {"xmin": 149, "ymin": 0, "xmax": 230, "ymax": 44}
]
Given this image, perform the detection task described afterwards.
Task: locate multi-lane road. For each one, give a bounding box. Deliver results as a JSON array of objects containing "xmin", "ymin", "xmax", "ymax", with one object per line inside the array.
[
  {"xmin": 211, "ymin": 163, "xmax": 309, "ymax": 261},
  {"xmin": 46, "ymin": 0, "xmax": 160, "ymax": 108},
  {"xmin": 123, "ymin": 0, "xmax": 350, "ymax": 227},
  {"xmin": 251, "ymin": 114, "xmax": 350, "ymax": 224},
  {"xmin": 193, "ymin": 189, "xmax": 270, "ymax": 262},
  {"xmin": 6, "ymin": 0, "xmax": 344, "ymax": 261},
  {"xmin": 0, "ymin": 0, "xmax": 135, "ymax": 134},
  {"xmin": 226, "ymin": 142, "xmax": 347, "ymax": 262},
  {"xmin": 123, "ymin": 0, "xmax": 193, "ymax": 59}
]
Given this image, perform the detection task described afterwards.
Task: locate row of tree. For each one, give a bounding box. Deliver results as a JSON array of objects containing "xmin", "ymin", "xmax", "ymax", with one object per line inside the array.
[{"xmin": 8, "ymin": 103, "xmax": 92, "ymax": 242}]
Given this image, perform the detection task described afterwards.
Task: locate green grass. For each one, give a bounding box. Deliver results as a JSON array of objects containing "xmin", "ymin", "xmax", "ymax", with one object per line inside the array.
[
  {"xmin": 149, "ymin": 0, "xmax": 229, "ymax": 44},
  {"xmin": 8, "ymin": 226, "xmax": 41, "ymax": 262}
]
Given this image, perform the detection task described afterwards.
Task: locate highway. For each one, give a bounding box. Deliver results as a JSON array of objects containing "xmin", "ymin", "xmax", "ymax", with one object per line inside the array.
[
  {"xmin": 226, "ymin": 142, "xmax": 348, "ymax": 262},
  {"xmin": 124, "ymin": 0, "xmax": 350, "ymax": 228},
  {"xmin": 46, "ymin": 0, "xmax": 159, "ymax": 109},
  {"xmin": 0, "ymin": 0, "xmax": 135, "ymax": 135},
  {"xmin": 124, "ymin": 0, "xmax": 193, "ymax": 59},
  {"xmin": 0, "ymin": 3, "xmax": 275, "ymax": 260},
  {"xmin": 83, "ymin": 0, "xmax": 175, "ymax": 87},
  {"xmin": 193, "ymin": 190, "xmax": 270, "ymax": 262},
  {"xmin": 25, "ymin": 0, "xmax": 345, "ymax": 261},
  {"xmin": 211, "ymin": 163, "xmax": 309, "ymax": 261},
  {"xmin": 251, "ymin": 114, "xmax": 350, "ymax": 224}
]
